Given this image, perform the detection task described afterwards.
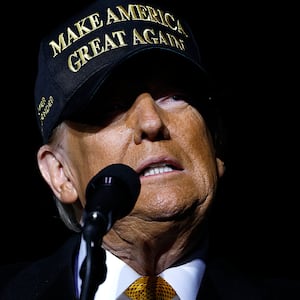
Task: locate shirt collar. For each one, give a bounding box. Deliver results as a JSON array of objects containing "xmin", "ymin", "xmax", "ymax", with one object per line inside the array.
[{"xmin": 77, "ymin": 236, "xmax": 207, "ymax": 300}]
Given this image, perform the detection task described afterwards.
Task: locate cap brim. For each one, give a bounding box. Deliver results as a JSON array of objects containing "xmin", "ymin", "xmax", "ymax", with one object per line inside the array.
[{"xmin": 61, "ymin": 47, "xmax": 208, "ymax": 123}]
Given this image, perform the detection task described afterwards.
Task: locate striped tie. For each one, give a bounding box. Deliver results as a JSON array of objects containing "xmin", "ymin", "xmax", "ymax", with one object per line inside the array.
[{"xmin": 124, "ymin": 276, "xmax": 177, "ymax": 299}]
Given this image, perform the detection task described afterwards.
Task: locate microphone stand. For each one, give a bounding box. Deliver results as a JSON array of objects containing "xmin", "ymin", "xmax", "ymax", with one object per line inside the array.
[
  {"xmin": 79, "ymin": 163, "xmax": 141, "ymax": 299},
  {"xmin": 80, "ymin": 211, "xmax": 108, "ymax": 300}
]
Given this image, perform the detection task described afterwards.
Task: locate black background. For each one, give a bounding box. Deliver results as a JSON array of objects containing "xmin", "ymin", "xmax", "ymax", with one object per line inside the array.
[{"xmin": 2, "ymin": 0, "xmax": 299, "ymax": 280}]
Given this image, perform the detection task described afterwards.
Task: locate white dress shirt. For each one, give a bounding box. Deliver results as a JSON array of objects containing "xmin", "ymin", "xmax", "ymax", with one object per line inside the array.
[{"xmin": 77, "ymin": 236, "xmax": 207, "ymax": 300}]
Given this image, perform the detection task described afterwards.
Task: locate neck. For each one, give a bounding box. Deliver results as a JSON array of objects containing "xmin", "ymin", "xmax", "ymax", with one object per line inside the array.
[{"xmin": 102, "ymin": 217, "xmax": 209, "ymax": 275}]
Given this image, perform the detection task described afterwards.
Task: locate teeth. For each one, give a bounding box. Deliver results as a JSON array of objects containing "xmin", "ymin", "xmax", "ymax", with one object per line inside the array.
[{"xmin": 143, "ymin": 164, "xmax": 173, "ymax": 177}]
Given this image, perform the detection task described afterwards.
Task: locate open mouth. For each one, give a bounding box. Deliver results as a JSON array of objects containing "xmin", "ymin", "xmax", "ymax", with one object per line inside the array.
[{"xmin": 141, "ymin": 163, "xmax": 181, "ymax": 177}]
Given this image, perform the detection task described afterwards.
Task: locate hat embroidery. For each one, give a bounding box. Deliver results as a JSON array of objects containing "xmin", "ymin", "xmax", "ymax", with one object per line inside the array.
[
  {"xmin": 48, "ymin": 4, "xmax": 189, "ymax": 73},
  {"xmin": 37, "ymin": 96, "xmax": 54, "ymax": 129}
]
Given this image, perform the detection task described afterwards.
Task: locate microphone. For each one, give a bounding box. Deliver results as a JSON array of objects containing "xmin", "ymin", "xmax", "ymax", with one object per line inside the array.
[
  {"xmin": 80, "ymin": 163, "xmax": 141, "ymax": 300},
  {"xmin": 82, "ymin": 163, "xmax": 141, "ymax": 243}
]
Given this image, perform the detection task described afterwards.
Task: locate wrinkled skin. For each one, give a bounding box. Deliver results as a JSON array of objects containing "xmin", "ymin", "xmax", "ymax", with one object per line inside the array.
[{"xmin": 37, "ymin": 60, "xmax": 225, "ymax": 275}]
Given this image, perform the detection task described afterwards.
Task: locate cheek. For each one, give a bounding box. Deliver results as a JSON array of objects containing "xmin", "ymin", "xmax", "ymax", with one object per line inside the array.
[
  {"xmin": 175, "ymin": 107, "xmax": 214, "ymax": 157},
  {"xmin": 174, "ymin": 108, "xmax": 218, "ymax": 193},
  {"xmin": 64, "ymin": 132, "xmax": 126, "ymax": 197}
]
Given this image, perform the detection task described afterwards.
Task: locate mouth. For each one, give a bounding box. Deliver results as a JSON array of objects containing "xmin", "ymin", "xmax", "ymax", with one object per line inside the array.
[{"xmin": 140, "ymin": 163, "xmax": 182, "ymax": 177}]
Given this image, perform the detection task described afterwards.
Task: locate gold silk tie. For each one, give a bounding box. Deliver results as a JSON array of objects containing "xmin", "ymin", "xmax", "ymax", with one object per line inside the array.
[{"xmin": 124, "ymin": 276, "xmax": 177, "ymax": 300}]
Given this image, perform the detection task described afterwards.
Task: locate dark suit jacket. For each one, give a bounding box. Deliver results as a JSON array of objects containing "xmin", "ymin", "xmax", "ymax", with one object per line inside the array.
[{"xmin": 0, "ymin": 233, "xmax": 299, "ymax": 300}]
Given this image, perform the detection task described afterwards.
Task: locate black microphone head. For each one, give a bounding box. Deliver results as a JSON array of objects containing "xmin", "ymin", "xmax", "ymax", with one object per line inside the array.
[{"xmin": 85, "ymin": 163, "xmax": 141, "ymax": 230}]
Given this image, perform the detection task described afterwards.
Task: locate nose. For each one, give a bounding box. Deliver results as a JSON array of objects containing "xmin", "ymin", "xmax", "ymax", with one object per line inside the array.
[{"xmin": 131, "ymin": 93, "xmax": 170, "ymax": 144}]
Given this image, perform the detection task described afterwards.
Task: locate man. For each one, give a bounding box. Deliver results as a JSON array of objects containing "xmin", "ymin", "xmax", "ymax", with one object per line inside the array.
[{"xmin": 1, "ymin": 0, "xmax": 299, "ymax": 299}]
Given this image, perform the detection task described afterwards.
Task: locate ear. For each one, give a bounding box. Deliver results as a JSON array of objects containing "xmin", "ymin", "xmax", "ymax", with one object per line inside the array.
[
  {"xmin": 216, "ymin": 157, "xmax": 226, "ymax": 178},
  {"xmin": 37, "ymin": 145, "xmax": 78, "ymax": 204}
]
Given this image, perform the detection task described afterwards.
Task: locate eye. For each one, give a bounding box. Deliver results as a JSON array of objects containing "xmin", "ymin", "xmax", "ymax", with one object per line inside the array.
[
  {"xmin": 67, "ymin": 99, "xmax": 130, "ymax": 128},
  {"xmin": 171, "ymin": 94, "xmax": 187, "ymax": 101},
  {"xmin": 155, "ymin": 92, "xmax": 191, "ymax": 107}
]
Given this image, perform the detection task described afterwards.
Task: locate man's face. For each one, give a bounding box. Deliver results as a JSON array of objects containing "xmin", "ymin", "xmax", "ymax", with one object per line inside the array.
[
  {"xmin": 65, "ymin": 92, "xmax": 218, "ymax": 218},
  {"xmin": 47, "ymin": 57, "xmax": 225, "ymax": 266}
]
